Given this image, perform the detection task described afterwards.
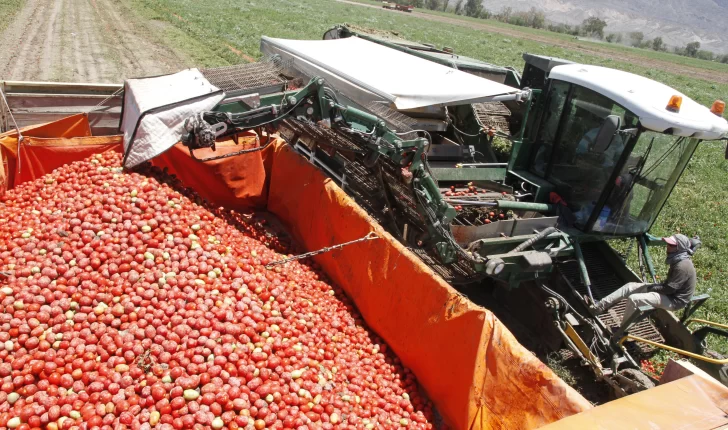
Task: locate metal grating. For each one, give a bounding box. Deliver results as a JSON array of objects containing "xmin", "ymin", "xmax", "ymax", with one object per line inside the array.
[
  {"xmin": 365, "ymin": 102, "xmax": 415, "ymax": 132},
  {"xmin": 278, "ymin": 118, "xmax": 485, "ymax": 283},
  {"xmin": 201, "ymin": 57, "xmax": 291, "ymax": 94},
  {"xmin": 281, "ymin": 118, "xmax": 364, "ymax": 154},
  {"xmin": 381, "ymin": 168, "xmax": 422, "ymax": 225},
  {"xmin": 558, "ymin": 244, "xmax": 665, "ymax": 355},
  {"xmin": 472, "ymin": 101, "xmax": 511, "ymax": 116},
  {"xmin": 473, "ymin": 101, "xmax": 511, "ymax": 135},
  {"xmin": 477, "ymin": 115, "xmax": 511, "ymax": 135},
  {"xmin": 411, "ymin": 248, "xmax": 478, "ymax": 282},
  {"xmin": 344, "ymin": 161, "xmax": 379, "ymax": 194}
]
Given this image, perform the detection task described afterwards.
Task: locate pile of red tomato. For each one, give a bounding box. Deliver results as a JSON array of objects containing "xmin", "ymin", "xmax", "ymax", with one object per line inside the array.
[
  {"xmin": 639, "ymin": 359, "xmax": 665, "ymax": 379},
  {"xmin": 0, "ymin": 153, "xmax": 434, "ymax": 429}
]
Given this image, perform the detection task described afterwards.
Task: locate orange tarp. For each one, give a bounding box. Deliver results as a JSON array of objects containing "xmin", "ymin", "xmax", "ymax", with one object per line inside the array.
[
  {"xmin": 1, "ymin": 123, "xmax": 271, "ymax": 210},
  {"xmin": 0, "ymin": 114, "xmax": 93, "ymax": 190},
  {"xmin": 0, "ymin": 116, "xmax": 593, "ymax": 429},
  {"xmin": 150, "ymin": 133, "xmax": 272, "ymax": 211},
  {"xmin": 265, "ymin": 142, "xmax": 591, "ymax": 429},
  {"xmin": 540, "ymin": 374, "xmax": 728, "ymax": 429}
]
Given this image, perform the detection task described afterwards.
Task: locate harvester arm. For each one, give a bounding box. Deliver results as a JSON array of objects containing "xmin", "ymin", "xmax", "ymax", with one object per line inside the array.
[{"xmin": 181, "ymin": 76, "xmax": 473, "ymax": 265}]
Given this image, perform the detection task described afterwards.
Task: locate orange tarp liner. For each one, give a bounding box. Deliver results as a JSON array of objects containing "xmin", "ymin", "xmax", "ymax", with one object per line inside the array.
[
  {"xmin": 0, "ymin": 116, "xmax": 593, "ymax": 429},
  {"xmin": 540, "ymin": 374, "xmax": 728, "ymax": 429},
  {"xmin": 0, "ymin": 114, "xmax": 94, "ymax": 190}
]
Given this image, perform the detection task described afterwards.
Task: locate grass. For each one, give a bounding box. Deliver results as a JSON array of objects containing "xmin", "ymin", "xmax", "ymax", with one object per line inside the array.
[
  {"xmin": 134, "ymin": 0, "xmax": 728, "ymax": 352},
  {"xmin": 0, "ymin": 0, "xmax": 25, "ymax": 33}
]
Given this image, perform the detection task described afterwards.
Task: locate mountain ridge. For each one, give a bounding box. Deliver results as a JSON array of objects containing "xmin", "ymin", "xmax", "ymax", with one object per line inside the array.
[{"xmin": 479, "ymin": 0, "xmax": 728, "ymax": 54}]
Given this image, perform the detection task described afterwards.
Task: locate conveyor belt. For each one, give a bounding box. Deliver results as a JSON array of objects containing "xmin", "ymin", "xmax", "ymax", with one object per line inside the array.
[
  {"xmin": 201, "ymin": 58, "xmax": 291, "ymax": 95},
  {"xmin": 411, "ymin": 248, "xmax": 479, "ymax": 282},
  {"xmin": 558, "ymin": 243, "xmax": 664, "ymax": 355},
  {"xmin": 472, "ymin": 102, "xmax": 511, "ymax": 135},
  {"xmin": 281, "ymin": 118, "xmax": 485, "ymax": 283}
]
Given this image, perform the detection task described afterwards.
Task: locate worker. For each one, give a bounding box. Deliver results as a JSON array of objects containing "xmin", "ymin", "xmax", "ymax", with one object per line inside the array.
[{"xmin": 589, "ymin": 234, "xmax": 699, "ymax": 328}]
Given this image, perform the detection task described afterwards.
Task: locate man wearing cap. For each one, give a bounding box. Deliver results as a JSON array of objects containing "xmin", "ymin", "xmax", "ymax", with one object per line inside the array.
[{"xmin": 589, "ymin": 234, "xmax": 699, "ymax": 328}]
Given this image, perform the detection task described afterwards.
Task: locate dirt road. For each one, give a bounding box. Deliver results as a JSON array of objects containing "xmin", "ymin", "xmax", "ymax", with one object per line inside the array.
[
  {"xmin": 338, "ymin": 0, "xmax": 728, "ymax": 85},
  {"xmin": 0, "ymin": 0, "xmax": 192, "ymax": 83}
]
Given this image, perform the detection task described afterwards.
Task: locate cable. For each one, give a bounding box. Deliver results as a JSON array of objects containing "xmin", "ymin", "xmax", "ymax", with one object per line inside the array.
[
  {"xmin": 88, "ymin": 87, "xmax": 123, "ymax": 112},
  {"xmin": 451, "ymin": 122, "xmax": 482, "ymax": 138},
  {"xmin": 640, "ymin": 136, "xmax": 685, "ymax": 178},
  {"xmin": 395, "ymin": 129, "xmax": 433, "ymax": 154},
  {"xmin": 0, "ymin": 86, "xmax": 24, "ymax": 173}
]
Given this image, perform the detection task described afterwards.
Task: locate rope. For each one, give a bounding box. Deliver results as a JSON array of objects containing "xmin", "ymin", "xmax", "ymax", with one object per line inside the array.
[
  {"xmin": 265, "ymin": 232, "xmax": 379, "ymax": 268},
  {"xmin": 87, "ymin": 87, "xmax": 124, "ymax": 112},
  {"xmin": 0, "ymin": 86, "xmax": 24, "ymax": 173}
]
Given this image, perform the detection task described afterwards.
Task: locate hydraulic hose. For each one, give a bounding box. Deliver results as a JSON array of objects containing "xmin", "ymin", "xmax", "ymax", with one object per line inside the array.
[{"xmin": 510, "ymin": 227, "xmax": 557, "ymax": 254}]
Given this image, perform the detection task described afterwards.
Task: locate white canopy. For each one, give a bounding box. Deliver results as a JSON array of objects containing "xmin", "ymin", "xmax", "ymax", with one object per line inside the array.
[
  {"xmin": 550, "ymin": 64, "xmax": 728, "ymax": 140},
  {"xmin": 260, "ymin": 36, "xmax": 526, "ymax": 111},
  {"xmin": 120, "ymin": 69, "xmax": 224, "ymax": 168}
]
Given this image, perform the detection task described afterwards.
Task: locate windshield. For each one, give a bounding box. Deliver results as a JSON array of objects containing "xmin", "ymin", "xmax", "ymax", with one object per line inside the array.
[
  {"xmin": 530, "ymin": 82, "xmax": 639, "ymax": 228},
  {"xmin": 592, "ymin": 132, "xmax": 700, "ymax": 235}
]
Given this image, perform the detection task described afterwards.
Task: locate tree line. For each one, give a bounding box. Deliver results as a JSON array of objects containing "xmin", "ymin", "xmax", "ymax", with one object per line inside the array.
[{"xmin": 390, "ymin": 0, "xmax": 728, "ymax": 64}]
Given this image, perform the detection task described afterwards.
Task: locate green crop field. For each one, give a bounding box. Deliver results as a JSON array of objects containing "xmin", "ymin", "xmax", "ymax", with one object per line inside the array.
[{"xmin": 133, "ymin": 0, "xmax": 728, "ymax": 355}]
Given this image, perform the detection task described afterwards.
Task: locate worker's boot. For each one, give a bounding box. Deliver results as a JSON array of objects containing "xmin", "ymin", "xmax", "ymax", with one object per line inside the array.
[{"xmin": 588, "ymin": 300, "xmax": 605, "ymax": 316}]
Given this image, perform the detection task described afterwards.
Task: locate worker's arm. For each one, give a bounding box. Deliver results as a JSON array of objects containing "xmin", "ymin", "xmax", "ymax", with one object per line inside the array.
[{"xmin": 649, "ymin": 267, "xmax": 688, "ymax": 295}]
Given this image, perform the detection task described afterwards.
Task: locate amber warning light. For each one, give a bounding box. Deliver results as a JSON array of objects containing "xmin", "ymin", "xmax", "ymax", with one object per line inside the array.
[
  {"xmin": 711, "ymin": 100, "xmax": 725, "ymax": 117},
  {"xmin": 666, "ymin": 95, "xmax": 683, "ymax": 113}
]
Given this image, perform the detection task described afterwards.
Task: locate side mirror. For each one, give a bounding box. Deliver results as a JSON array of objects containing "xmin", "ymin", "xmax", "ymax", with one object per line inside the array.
[
  {"xmin": 323, "ymin": 27, "xmax": 342, "ymax": 40},
  {"xmin": 592, "ymin": 115, "xmax": 621, "ymax": 153}
]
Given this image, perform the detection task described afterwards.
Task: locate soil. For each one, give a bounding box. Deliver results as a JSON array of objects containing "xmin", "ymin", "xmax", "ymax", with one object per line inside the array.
[
  {"xmin": 337, "ymin": 0, "xmax": 728, "ymax": 85},
  {"xmin": 0, "ymin": 0, "xmax": 192, "ymax": 83}
]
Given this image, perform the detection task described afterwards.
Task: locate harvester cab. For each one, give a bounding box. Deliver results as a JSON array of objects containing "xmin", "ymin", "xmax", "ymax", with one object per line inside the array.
[
  {"xmin": 119, "ymin": 32, "xmax": 728, "ymax": 397},
  {"xmin": 510, "ymin": 53, "xmax": 727, "ymax": 239}
]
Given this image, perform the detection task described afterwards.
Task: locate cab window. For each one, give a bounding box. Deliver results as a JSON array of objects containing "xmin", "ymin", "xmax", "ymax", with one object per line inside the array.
[
  {"xmin": 530, "ymin": 81, "xmax": 569, "ymax": 176},
  {"xmin": 535, "ymin": 83, "xmax": 638, "ymax": 228}
]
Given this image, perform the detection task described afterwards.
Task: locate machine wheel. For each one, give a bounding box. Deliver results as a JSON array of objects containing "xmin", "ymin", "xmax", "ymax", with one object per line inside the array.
[{"xmin": 615, "ymin": 368, "xmax": 655, "ymax": 396}]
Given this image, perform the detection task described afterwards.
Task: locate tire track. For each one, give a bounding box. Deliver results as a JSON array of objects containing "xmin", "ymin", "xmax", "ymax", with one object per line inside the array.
[
  {"xmin": 0, "ymin": 0, "xmax": 190, "ymax": 83},
  {"xmin": 76, "ymin": 0, "xmax": 102, "ymax": 82},
  {"xmin": 36, "ymin": 0, "xmax": 64, "ymax": 81},
  {"xmin": 89, "ymin": 0, "xmax": 145, "ymax": 79},
  {"xmin": 1, "ymin": 0, "xmax": 48, "ymax": 80},
  {"xmin": 70, "ymin": 0, "xmax": 88, "ymax": 81},
  {"xmin": 92, "ymin": 0, "xmax": 186, "ymax": 79}
]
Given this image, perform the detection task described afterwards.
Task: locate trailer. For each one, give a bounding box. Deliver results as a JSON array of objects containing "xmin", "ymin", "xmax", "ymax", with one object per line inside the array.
[{"xmin": 382, "ymin": 2, "xmax": 413, "ymax": 12}]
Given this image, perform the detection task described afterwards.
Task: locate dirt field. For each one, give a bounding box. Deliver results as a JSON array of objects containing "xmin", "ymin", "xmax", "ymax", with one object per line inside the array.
[
  {"xmin": 0, "ymin": 0, "xmax": 192, "ymax": 83},
  {"xmin": 338, "ymin": 0, "xmax": 728, "ymax": 85}
]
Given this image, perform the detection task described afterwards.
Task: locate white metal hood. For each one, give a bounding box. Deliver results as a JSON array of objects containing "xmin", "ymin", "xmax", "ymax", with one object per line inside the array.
[
  {"xmin": 550, "ymin": 64, "xmax": 728, "ymax": 140},
  {"xmin": 260, "ymin": 36, "xmax": 526, "ymax": 111}
]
